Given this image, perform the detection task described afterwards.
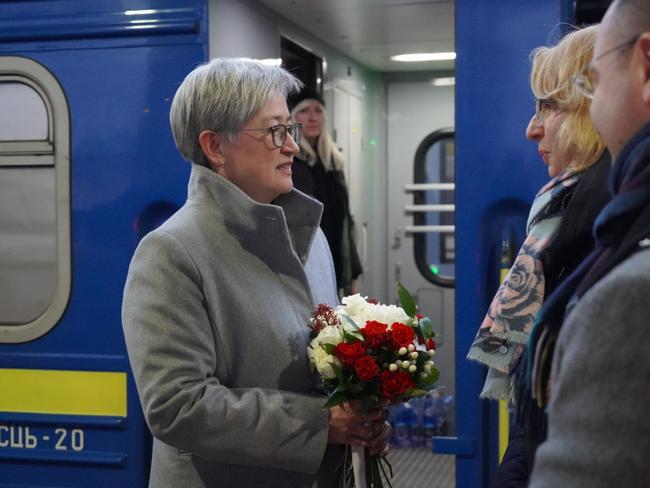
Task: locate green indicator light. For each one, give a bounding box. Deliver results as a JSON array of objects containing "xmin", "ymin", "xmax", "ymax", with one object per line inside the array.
[
  {"xmin": 429, "ymin": 265, "xmax": 440, "ymax": 275},
  {"xmin": 369, "ymin": 138, "xmax": 377, "ymax": 146}
]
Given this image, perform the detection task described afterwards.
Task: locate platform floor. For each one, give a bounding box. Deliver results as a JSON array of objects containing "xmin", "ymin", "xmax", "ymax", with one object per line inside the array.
[{"xmin": 388, "ymin": 448, "xmax": 455, "ymax": 487}]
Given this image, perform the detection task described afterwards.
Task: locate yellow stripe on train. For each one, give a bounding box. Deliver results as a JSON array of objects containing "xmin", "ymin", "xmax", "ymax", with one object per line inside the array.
[{"xmin": 0, "ymin": 369, "xmax": 126, "ymax": 417}]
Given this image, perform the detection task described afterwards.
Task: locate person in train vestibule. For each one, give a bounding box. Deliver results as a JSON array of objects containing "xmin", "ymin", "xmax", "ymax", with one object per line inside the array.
[
  {"xmin": 466, "ymin": 25, "xmax": 611, "ymax": 486},
  {"xmin": 121, "ymin": 57, "xmax": 390, "ymax": 488},
  {"xmin": 289, "ymin": 88, "xmax": 363, "ymax": 297},
  {"xmin": 528, "ymin": 0, "xmax": 650, "ymax": 486}
]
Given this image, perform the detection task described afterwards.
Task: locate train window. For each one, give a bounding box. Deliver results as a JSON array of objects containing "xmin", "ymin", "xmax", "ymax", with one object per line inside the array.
[
  {"xmin": 413, "ymin": 128, "xmax": 455, "ymax": 287},
  {"xmin": 0, "ymin": 82, "xmax": 48, "ymax": 140},
  {"xmin": 0, "ymin": 57, "xmax": 70, "ymax": 343}
]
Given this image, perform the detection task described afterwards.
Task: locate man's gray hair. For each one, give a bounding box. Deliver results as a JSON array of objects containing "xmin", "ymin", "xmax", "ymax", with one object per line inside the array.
[{"xmin": 170, "ymin": 57, "xmax": 303, "ymax": 166}]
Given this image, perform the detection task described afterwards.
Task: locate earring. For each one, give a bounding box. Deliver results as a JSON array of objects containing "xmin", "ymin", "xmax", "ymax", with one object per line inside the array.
[{"xmin": 217, "ymin": 155, "xmax": 225, "ymax": 170}]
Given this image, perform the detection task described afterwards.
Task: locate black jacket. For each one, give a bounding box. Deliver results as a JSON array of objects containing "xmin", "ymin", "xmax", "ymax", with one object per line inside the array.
[
  {"xmin": 494, "ymin": 151, "xmax": 612, "ymax": 488},
  {"xmin": 292, "ymin": 155, "xmax": 363, "ymax": 291}
]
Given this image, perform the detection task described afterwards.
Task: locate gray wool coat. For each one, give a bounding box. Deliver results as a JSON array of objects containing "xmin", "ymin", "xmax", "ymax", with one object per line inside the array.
[
  {"xmin": 529, "ymin": 246, "xmax": 650, "ymax": 487},
  {"xmin": 122, "ymin": 164, "xmax": 342, "ymax": 487}
]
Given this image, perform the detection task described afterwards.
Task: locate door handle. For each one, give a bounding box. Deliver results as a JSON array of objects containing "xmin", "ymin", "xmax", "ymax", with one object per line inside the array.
[{"xmin": 391, "ymin": 227, "xmax": 402, "ymax": 250}]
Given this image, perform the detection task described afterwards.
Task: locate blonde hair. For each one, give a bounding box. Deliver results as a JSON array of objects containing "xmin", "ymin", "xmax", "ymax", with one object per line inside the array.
[
  {"xmin": 290, "ymin": 99, "xmax": 345, "ymax": 171},
  {"xmin": 530, "ymin": 25, "xmax": 605, "ymax": 172}
]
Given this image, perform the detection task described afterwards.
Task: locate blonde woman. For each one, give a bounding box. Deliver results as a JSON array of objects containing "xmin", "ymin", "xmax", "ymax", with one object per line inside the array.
[
  {"xmin": 290, "ymin": 88, "xmax": 362, "ymax": 295},
  {"xmin": 466, "ymin": 25, "xmax": 610, "ymax": 486}
]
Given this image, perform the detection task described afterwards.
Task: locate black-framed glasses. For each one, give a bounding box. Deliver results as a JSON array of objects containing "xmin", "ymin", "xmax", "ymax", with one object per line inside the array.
[
  {"xmin": 573, "ymin": 34, "xmax": 640, "ymax": 99},
  {"xmin": 239, "ymin": 123, "xmax": 303, "ymax": 148},
  {"xmin": 534, "ymin": 98, "xmax": 559, "ymax": 126}
]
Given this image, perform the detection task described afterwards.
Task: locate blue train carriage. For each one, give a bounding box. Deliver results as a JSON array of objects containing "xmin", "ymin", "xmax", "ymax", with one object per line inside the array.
[{"xmin": 0, "ymin": 1, "xmax": 207, "ymax": 485}]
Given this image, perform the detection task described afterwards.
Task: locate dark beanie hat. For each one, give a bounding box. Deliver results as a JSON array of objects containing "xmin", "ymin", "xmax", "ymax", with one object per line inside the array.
[{"xmin": 288, "ymin": 87, "xmax": 325, "ymax": 110}]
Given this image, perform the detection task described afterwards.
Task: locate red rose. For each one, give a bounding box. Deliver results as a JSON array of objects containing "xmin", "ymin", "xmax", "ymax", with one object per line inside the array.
[
  {"xmin": 427, "ymin": 338, "xmax": 437, "ymax": 351},
  {"xmin": 354, "ymin": 355, "xmax": 380, "ymax": 381},
  {"xmin": 388, "ymin": 322, "xmax": 415, "ymax": 349},
  {"xmin": 360, "ymin": 321, "xmax": 388, "ymax": 348},
  {"xmin": 335, "ymin": 341, "xmax": 366, "ymax": 367},
  {"xmin": 378, "ymin": 370, "xmax": 415, "ymax": 399}
]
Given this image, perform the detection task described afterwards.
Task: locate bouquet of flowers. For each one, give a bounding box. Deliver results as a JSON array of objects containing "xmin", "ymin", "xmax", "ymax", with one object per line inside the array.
[{"xmin": 307, "ymin": 283, "xmax": 439, "ymax": 488}]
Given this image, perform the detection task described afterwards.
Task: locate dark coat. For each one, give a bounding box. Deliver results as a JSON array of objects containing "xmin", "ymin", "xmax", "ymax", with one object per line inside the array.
[
  {"xmin": 494, "ymin": 152, "xmax": 611, "ymax": 488},
  {"xmin": 292, "ymin": 155, "xmax": 363, "ymax": 291}
]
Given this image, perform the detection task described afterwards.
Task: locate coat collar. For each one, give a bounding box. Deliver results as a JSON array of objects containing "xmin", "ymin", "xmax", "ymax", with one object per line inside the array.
[{"xmin": 187, "ymin": 164, "xmax": 324, "ymax": 264}]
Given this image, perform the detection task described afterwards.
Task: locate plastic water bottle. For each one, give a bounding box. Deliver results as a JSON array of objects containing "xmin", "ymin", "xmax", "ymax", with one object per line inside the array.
[
  {"xmin": 403, "ymin": 400, "xmax": 419, "ymax": 448},
  {"xmin": 421, "ymin": 393, "xmax": 438, "ymax": 449},
  {"xmin": 392, "ymin": 403, "xmax": 409, "ymax": 448}
]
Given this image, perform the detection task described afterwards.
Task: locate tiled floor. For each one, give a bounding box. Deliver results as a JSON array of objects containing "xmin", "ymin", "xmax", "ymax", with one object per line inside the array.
[{"xmin": 387, "ymin": 448, "xmax": 455, "ymax": 487}]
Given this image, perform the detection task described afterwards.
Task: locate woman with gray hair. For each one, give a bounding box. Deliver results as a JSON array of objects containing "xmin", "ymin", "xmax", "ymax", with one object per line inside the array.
[{"xmin": 122, "ymin": 58, "xmax": 390, "ymax": 488}]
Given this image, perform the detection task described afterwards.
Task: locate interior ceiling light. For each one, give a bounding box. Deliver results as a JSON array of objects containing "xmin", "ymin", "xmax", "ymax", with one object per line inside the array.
[
  {"xmin": 258, "ymin": 58, "xmax": 283, "ymax": 66},
  {"xmin": 124, "ymin": 9, "xmax": 156, "ymax": 15},
  {"xmin": 432, "ymin": 77, "xmax": 456, "ymax": 86},
  {"xmin": 391, "ymin": 52, "xmax": 456, "ymax": 62}
]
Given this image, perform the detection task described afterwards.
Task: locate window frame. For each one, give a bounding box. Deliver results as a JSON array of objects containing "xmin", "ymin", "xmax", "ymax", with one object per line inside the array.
[
  {"xmin": 413, "ymin": 128, "xmax": 455, "ymax": 288},
  {"xmin": 0, "ymin": 56, "xmax": 71, "ymax": 343}
]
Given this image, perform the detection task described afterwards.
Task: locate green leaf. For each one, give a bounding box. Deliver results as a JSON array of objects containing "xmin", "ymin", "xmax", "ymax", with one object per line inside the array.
[
  {"xmin": 420, "ymin": 368, "xmax": 440, "ymax": 386},
  {"xmin": 322, "ymin": 343, "xmax": 337, "ymax": 355},
  {"xmin": 397, "ymin": 282, "xmax": 417, "ymax": 317},
  {"xmin": 403, "ymin": 388, "xmax": 429, "ymax": 397},
  {"xmin": 341, "ymin": 330, "xmax": 363, "ymax": 343},
  {"xmin": 331, "ymin": 361, "xmax": 343, "ymax": 382},
  {"xmin": 413, "ymin": 323, "xmax": 425, "ymax": 342},
  {"xmin": 419, "ymin": 317, "xmax": 433, "ymax": 339},
  {"xmin": 341, "ymin": 314, "xmax": 360, "ymax": 330},
  {"xmin": 324, "ymin": 391, "xmax": 349, "ymax": 409}
]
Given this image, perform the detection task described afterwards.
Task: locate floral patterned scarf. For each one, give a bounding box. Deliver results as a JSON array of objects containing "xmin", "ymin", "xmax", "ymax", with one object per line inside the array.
[
  {"xmin": 466, "ymin": 170, "xmax": 581, "ymax": 400},
  {"xmin": 516, "ymin": 121, "xmax": 650, "ymax": 445}
]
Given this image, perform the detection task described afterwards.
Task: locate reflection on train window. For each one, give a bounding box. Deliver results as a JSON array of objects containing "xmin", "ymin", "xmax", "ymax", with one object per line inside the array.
[
  {"xmin": 0, "ymin": 57, "xmax": 70, "ymax": 342},
  {"xmin": 0, "ymin": 168, "xmax": 57, "ymax": 323},
  {"xmin": 413, "ymin": 129, "xmax": 455, "ymax": 287},
  {"xmin": 0, "ymin": 82, "xmax": 48, "ymax": 140}
]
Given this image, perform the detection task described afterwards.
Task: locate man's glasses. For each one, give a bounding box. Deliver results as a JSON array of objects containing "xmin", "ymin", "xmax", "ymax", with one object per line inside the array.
[
  {"xmin": 239, "ymin": 123, "xmax": 303, "ymax": 148},
  {"xmin": 573, "ymin": 34, "xmax": 640, "ymax": 99},
  {"xmin": 535, "ymin": 98, "xmax": 559, "ymax": 126}
]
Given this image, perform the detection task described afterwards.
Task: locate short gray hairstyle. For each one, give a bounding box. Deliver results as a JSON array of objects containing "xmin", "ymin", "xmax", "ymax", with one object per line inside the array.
[
  {"xmin": 170, "ymin": 57, "xmax": 303, "ymax": 166},
  {"xmin": 610, "ymin": 0, "xmax": 650, "ymax": 39}
]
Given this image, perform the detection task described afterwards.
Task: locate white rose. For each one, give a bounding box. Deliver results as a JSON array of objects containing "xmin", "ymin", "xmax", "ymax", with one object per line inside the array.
[
  {"xmin": 311, "ymin": 325, "xmax": 343, "ymax": 347},
  {"xmin": 340, "ymin": 294, "xmax": 368, "ymax": 317},
  {"xmin": 338, "ymin": 295, "xmax": 370, "ymax": 328},
  {"xmin": 309, "ymin": 346, "xmax": 341, "ymax": 379},
  {"xmin": 374, "ymin": 304, "xmax": 410, "ymax": 324}
]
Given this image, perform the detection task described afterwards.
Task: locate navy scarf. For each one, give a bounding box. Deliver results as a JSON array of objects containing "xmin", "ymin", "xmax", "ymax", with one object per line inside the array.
[{"xmin": 515, "ymin": 121, "xmax": 650, "ymax": 446}]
